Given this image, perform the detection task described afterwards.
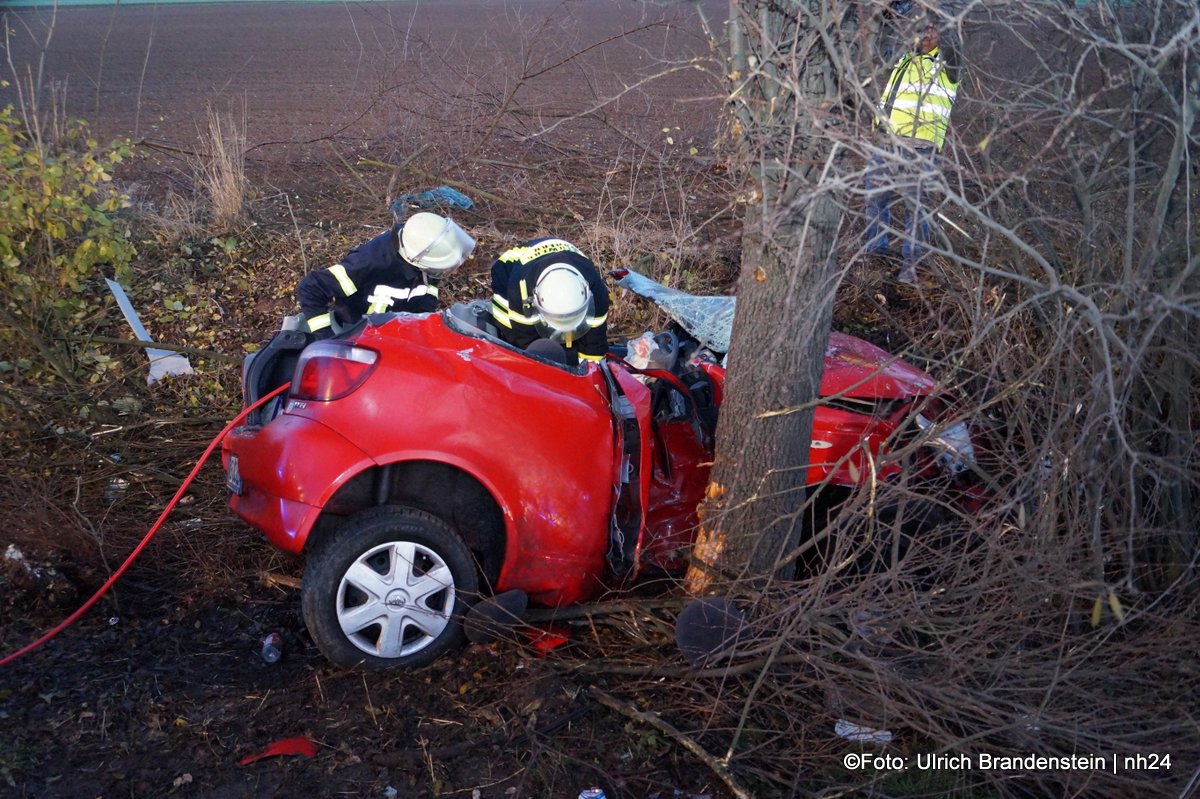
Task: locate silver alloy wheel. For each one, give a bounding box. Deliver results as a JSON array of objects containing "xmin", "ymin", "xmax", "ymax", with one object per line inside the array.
[{"xmin": 336, "ymin": 540, "xmax": 455, "ymax": 659}]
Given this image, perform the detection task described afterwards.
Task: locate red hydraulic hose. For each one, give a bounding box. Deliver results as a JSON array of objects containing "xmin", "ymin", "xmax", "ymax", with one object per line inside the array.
[{"xmin": 0, "ymin": 383, "xmax": 291, "ymax": 668}]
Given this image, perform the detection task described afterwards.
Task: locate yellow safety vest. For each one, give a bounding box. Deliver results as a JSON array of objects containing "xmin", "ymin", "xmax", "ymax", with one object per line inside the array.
[{"xmin": 879, "ymin": 46, "xmax": 959, "ymax": 151}]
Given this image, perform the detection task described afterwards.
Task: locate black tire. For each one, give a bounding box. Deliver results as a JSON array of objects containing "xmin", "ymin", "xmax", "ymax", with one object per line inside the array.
[{"xmin": 301, "ymin": 506, "xmax": 478, "ymax": 670}]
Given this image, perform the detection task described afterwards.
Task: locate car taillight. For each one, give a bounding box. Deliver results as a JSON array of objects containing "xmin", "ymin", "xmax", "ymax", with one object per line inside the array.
[{"xmin": 291, "ymin": 342, "xmax": 379, "ymax": 401}]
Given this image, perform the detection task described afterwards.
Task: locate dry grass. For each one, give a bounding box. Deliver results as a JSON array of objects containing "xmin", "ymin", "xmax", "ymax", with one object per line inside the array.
[
  {"xmin": 118, "ymin": 104, "xmax": 250, "ymax": 245},
  {"xmin": 128, "ymin": 186, "xmax": 204, "ymax": 247},
  {"xmin": 194, "ymin": 103, "xmax": 248, "ymax": 232}
]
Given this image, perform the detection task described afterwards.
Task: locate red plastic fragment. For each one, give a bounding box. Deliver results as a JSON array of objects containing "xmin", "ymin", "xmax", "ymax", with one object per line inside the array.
[
  {"xmin": 238, "ymin": 736, "xmax": 318, "ymax": 765},
  {"xmin": 523, "ymin": 627, "xmax": 570, "ymax": 655}
]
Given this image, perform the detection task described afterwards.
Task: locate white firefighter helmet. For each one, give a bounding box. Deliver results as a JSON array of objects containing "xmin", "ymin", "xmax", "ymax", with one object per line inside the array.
[
  {"xmin": 399, "ymin": 212, "xmax": 476, "ymax": 276},
  {"xmin": 533, "ymin": 262, "xmax": 591, "ymax": 334}
]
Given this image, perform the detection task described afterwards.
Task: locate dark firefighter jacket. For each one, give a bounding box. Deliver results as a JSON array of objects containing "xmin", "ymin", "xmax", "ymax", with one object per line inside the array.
[
  {"xmin": 298, "ymin": 226, "xmax": 439, "ymax": 338},
  {"xmin": 489, "ymin": 237, "xmax": 610, "ymax": 363}
]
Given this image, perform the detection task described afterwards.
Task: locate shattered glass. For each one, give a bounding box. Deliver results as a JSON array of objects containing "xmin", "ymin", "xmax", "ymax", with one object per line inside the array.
[{"xmin": 613, "ymin": 270, "xmax": 737, "ymax": 355}]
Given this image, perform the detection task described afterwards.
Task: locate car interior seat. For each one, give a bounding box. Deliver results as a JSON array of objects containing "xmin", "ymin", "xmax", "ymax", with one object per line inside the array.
[
  {"xmin": 446, "ymin": 299, "xmax": 500, "ymax": 338},
  {"xmin": 524, "ymin": 338, "xmax": 571, "ymax": 366}
]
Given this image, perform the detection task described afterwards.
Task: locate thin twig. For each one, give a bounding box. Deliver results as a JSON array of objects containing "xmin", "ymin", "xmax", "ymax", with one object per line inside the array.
[
  {"xmin": 260, "ymin": 572, "xmax": 302, "ymax": 590},
  {"xmin": 357, "ymin": 158, "xmax": 574, "ymax": 219},
  {"xmin": 283, "ymin": 193, "xmax": 309, "ymax": 272},
  {"xmin": 384, "ymin": 144, "xmax": 430, "ymax": 205},
  {"xmin": 328, "ymin": 140, "xmax": 380, "ymax": 201},
  {"xmin": 62, "ymin": 335, "xmax": 242, "ymax": 363},
  {"xmin": 587, "ymin": 684, "xmax": 756, "ymax": 799}
]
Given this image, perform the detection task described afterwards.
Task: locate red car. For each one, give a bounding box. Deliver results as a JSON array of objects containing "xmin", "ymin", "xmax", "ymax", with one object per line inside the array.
[{"xmin": 222, "ymin": 270, "xmax": 979, "ymax": 669}]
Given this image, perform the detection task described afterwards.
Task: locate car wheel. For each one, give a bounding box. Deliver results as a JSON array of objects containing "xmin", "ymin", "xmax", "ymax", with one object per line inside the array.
[{"xmin": 301, "ymin": 506, "xmax": 479, "ymax": 670}]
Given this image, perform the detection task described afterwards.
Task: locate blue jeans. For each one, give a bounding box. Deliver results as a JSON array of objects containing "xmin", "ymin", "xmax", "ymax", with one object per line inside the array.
[{"xmin": 864, "ymin": 146, "xmax": 937, "ymax": 272}]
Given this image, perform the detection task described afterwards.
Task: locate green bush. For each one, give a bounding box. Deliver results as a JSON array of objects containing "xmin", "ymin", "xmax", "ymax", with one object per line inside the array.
[{"xmin": 0, "ymin": 101, "xmax": 136, "ymax": 384}]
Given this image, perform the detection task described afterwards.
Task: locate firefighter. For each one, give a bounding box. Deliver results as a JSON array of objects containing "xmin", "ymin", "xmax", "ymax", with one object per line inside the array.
[
  {"xmin": 866, "ymin": 16, "xmax": 962, "ymax": 283},
  {"xmin": 298, "ymin": 212, "xmax": 475, "ymax": 339},
  {"xmin": 489, "ymin": 237, "xmax": 609, "ymax": 364}
]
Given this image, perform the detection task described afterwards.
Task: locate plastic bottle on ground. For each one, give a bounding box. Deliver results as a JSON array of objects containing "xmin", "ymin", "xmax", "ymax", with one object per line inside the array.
[
  {"xmin": 104, "ymin": 477, "xmax": 129, "ymax": 505},
  {"xmin": 260, "ymin": 632, "xmax": 283, "ymax": 663}
]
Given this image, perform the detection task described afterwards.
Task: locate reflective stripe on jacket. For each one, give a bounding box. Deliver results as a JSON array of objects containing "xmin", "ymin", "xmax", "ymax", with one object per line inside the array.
[
  {"xmin": 879, "ymin": 46, "xmax": 959, "ymax": 151},
  {"xmin": 297, "ymin": 225, "xmax": 439, "ymax": 332},
  {"xmin": 489, "ymin": 237, "xmax": 610, "ymax": 361}
]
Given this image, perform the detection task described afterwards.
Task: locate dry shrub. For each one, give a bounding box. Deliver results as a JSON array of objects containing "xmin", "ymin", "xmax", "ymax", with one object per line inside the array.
[
  {"xmin": 738, "ymin": 250, "xmax": 1197, "ymax": 797},
  {"xmin": 535, "ymin": 3, "xmax": 1198, "ymax": 796},
  {"xmin": 546, "ymin": 245, "xmax": 1198, "ymax": 796},
  {"xmin": 195, "ymin": 103, "xmax": 248, "ymax": 232},
  {"xmin": 3, "ymin": 75, "xmax": 69, "ymax": 153},
  {"xmin": 127, "ymin": 185, "xmax": 205, "ymax": 247},
  {"xmin": 4, "ymin": 1, "xmax": 70, "ymax": 155},
  {"xmin": 130, "ymin": 104, "xmax": 248, "ymax": 244},
  {"xmin": 583, "ymin": 168, "xmax": 741, "ymax": 341}
]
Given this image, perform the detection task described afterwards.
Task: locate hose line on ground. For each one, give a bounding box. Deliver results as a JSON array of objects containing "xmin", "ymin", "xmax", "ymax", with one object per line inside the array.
[{"xmin": 0, "ymin": 383, "xmax": 291, "ymax": 668}]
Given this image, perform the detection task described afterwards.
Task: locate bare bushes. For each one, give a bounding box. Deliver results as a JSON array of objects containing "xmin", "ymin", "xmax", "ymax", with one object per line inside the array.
[
  {"xmin": 933, "ymin": 0, "xmax": 1200, "ymax": 590},
  {"xmin": 3, "ymin": 5, "xmax": 69, "ymax": 153},
  {"xmin": 730, "ymin": 2, "xmax": 1199, "ymax": 791},
  {"xmin": 552, "ymin": 2, "xmax": 1198, "ymax": 797},
  {"xmin": 557, "ymin": 257, "xmax": 1198, "ymax": 797},
  {"xmin": 744, "ymin": 254, "xmax": 1200, "ymax": 797}
]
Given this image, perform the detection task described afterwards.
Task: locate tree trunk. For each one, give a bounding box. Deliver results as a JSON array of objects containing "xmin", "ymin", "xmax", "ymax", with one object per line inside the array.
[
  {"xmin": 687, "ymin": 200, "xmax": 842, "ymax": 593},
  {"xmin": 685, "ymin": 0, "xmax": 863, "ymax": 594}
]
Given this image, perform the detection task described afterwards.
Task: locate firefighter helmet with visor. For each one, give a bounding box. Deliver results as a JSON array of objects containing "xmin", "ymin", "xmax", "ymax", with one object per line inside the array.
[{"xmin": 399, "ymin": 212, "xmax": 476, "ymax": 277}]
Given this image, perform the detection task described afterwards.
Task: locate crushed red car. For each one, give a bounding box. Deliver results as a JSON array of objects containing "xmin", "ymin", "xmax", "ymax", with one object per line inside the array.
[{"xmin": 222, "ymin": 270, "xmax": 982, "ymax": 669}]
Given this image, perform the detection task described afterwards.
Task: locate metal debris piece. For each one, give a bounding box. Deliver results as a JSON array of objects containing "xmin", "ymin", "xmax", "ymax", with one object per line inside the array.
[
  {"xmin": 105, "ymin": 278, "xmax": 194, "ymax": 385},
  {"xmin": 834, "ymin": 718, "xmax": 894, "ymax": 745}
]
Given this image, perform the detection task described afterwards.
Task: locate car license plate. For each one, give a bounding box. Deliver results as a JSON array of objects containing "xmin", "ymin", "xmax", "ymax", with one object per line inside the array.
[{"xmin": 225, "ymin": 454, "xmax": 244, "ymax": 495}]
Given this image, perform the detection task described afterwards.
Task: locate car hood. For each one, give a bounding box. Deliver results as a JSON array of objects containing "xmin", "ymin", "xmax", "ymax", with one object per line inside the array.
[{"xmin": 822, "ymin": 331, "xmax": 937, "ymax": 399}]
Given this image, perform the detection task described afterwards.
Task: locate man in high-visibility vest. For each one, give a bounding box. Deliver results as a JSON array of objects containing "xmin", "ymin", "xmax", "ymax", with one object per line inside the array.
[{"xmin": 865, "ymin": 18, "xmax": 961, "ymax": 283}]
